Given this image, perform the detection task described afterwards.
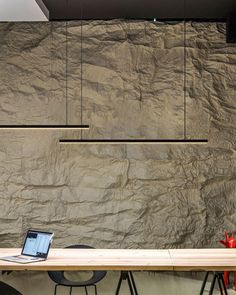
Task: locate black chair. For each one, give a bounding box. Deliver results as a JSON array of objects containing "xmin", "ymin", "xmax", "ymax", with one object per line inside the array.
[
  {"xmin": 199, "ymin": 272, "xmax": 228, "ymax": 295},
  {"xmin": 0, "ymin": 281, "xmax": 23, "ymax": 295},
  {"xmin": 48, "ymin": 245, "xmax": 107, "ymax": 295}
]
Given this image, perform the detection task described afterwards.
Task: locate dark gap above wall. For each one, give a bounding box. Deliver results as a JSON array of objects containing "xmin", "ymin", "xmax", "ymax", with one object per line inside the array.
[
  {"xmin": 48, "ymin": 18, "xmax": 227, "ymax": 22},
  {"xmin": 42, "ymin": 0, "xmax": 236, "ymax": 21}
]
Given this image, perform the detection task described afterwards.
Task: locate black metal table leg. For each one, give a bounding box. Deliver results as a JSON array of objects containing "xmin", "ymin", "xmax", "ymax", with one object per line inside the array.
[
  {"xmin": 199, "ymin": 272, "xmax": 209, "ymax": 295},
  {"xmin": 217, "ymin": 273, "xmax": 224, "ymax": 295},
  {"xmin": 209, "ymin": 273, "xmax": 217, "ymax": 295},
  {"xmin": 199, "ymin": 271, "xmax": 229, "ymax": 295},
  {"xmin": 115, "ymin": 271, "xmax": 139, "ymax": 295},
  {"xmin": 129, "ymin": 272, "xmax": 138, "ymax": 295},
  {"xmin": 127, "ymin": 273, "xmax": 135, "ymax": 295},
  {"xmin": 115, "ymin": 273, "xmax": 123, "ymax": 295},
  {"xmin": 219, "ymin": 273, "xmax": 228, "ymax": 295}
]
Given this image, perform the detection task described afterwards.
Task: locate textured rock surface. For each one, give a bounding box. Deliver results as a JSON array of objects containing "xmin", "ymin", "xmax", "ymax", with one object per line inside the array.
[{"xmin": 0, "ymin": 20, "xmax": 235, "ymax": 253}]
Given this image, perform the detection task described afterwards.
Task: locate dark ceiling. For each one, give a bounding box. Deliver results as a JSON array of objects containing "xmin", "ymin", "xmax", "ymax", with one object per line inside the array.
[{"xmin": 42, "ymin": 0, "xmax": 236, "ymax": 20}]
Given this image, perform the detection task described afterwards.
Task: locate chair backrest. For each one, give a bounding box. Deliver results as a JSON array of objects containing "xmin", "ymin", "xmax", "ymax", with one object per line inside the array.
[
  {"xmin": 65, "ymin": 244, "xmax": 94, "ymax": 250},
  {"xmin": 0, "ymin": 281, "xmax": 23, "ymax": 295},
  {"xmin": 48, "ymin": 244, "xmax": 107, "ymax": 286}
]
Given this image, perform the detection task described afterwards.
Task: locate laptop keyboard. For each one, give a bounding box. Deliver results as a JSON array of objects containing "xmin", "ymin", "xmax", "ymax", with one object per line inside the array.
[{"xmin": 17, "ymin": 256, "xmax": 39, "ymax": 260}]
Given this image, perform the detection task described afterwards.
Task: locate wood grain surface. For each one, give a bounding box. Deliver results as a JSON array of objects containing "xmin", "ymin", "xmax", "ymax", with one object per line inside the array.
[
  {"xmin": 0, "ymin": 248, "xmax": 171, "ymax": 271},
  {"xmin": 0, "ymin": 248, "xmax": 235, "ymax": 271}
]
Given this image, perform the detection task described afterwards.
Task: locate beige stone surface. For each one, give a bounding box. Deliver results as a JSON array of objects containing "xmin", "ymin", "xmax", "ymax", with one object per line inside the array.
[{"xmin": 0, "ymin": 20, "xmax": 236, "ymax": 293}]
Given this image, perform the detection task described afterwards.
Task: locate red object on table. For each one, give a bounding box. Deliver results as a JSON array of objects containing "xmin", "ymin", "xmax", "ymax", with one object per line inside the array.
[{"xmin": 220, "ymin": 231, "xmax": 236, "ymax": 290}]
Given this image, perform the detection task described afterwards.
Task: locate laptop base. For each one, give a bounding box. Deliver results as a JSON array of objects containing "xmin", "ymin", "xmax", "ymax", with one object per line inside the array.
[{"xmin": 0, "ymin": 255, "xmax": 45, "ymax": 264}]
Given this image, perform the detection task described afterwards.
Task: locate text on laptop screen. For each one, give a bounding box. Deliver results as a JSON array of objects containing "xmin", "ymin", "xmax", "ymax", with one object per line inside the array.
[{"xmin": 22, "ymin": 231, "xmax": 52, "ymax": 257}]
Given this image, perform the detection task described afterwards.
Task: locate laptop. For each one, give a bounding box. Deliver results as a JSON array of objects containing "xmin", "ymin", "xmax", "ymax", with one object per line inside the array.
[{"xmin": 0, "ymin": 229, "xmax": 54, "ymax": 264}]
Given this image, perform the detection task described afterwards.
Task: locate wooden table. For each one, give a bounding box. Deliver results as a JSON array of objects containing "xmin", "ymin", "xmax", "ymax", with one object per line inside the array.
[
  {"xmin": 169, "ymin": 248, "xmax": 236, "ymax": 271},
  {"xmin": 0, "ymin": 248, "xmax": 236, "ymax": 271},
  {"xmin": 0, "ymin": 248, "xmax": 171, "ymax": 271}
]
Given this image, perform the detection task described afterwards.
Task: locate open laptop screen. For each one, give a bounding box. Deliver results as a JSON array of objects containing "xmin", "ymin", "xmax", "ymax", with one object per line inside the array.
[{"xmin": 22, "ymin": 230, "xmax": 53, "ymax": 258}]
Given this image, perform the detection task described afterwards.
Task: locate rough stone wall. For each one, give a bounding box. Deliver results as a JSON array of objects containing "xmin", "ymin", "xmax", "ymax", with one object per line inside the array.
[{"xmin": 0, "ymin": 21, "xmax": 235, "ymax": 251}]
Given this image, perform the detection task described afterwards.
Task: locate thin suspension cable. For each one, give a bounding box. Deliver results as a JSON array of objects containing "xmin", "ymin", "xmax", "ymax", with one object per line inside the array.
[
  {"xmin": 80, "ymin": 1, "xmax": 83, "ymax": 139},
  {"xmin": 66, "ymin": 20, "xmax": 68, "ymax": 125},
  {"xmin": 50, "ymin": 22, "xmax": 53, "ymax": 117},
  {"xmin": 58, "ymin": 0, "xmax": 208, "ymax": 145},
  {"xmin": 65, "ymin": 0, "xmax": 69, "ymax": 125},
  {"xmin": 183, "ymin": 0, "xmax": 187, "ymax": 139}
]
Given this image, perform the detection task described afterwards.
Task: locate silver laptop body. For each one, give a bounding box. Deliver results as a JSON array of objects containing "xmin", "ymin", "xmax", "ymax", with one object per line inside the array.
[{"xmin": 1, "ymin": 230, "xmax": 54, "ymax": 264}]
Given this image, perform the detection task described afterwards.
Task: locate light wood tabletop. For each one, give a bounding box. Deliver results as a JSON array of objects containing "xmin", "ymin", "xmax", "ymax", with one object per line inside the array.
[
  {"xmin": 0, "ymin": 248, "xmax": 172, "ymax": 271},
  {"xmin": 169, "ymin": 248, "xmax": 236, "ymax": 271},
  {"xmin": 0, "ymin": 248, "xmax": 236, "ymax": 271}
]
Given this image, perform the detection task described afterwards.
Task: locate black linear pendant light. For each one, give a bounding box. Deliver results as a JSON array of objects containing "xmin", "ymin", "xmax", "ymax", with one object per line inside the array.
[
  {"xmin": 0, "ymin": 0, "xmax": 89, "ymax": 131},
  {"xmin": 59, "ymin": 0, "xmax": 208, "ymax": 145},
  {"xmin": 60, "ymin": 139, "xmax": 208, "ymax": 144}
]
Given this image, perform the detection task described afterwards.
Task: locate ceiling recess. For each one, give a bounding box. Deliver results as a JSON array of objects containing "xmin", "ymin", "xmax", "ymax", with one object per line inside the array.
[
  {"xmin": 0, "ymin": 0, "xmax": 49, "ymax": 21},
  {"xmin": 42, "ymin": 0, "xmax": 236, "ymax": 20}
]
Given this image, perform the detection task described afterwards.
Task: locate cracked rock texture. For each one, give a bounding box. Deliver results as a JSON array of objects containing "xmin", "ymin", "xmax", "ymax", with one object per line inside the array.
[{"xmin": 0, "ymin": 20, "xmax": 236, "ymax": 251}]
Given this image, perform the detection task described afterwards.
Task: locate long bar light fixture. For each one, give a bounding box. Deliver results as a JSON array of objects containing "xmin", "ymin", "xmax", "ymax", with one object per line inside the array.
[
  {"xmin": 0, "ymin": 0, "xmax": 89, "ymax": 131},
  {"xmin": 0, "ymin": 125, "xmax": 89, "ymax": 130},
  {"xmin": 60, "ymin": 139, "xmax": 208, "ymax": 144},
  {"xmin": 59, "ymin": 0, "xmax": 208, "ymax": 145}
]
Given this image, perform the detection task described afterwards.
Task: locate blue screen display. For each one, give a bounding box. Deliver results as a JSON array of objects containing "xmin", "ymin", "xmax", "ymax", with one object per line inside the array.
[{"xmin": 22, "ymin": 231, "xmax": 53, "ymax": 257}]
